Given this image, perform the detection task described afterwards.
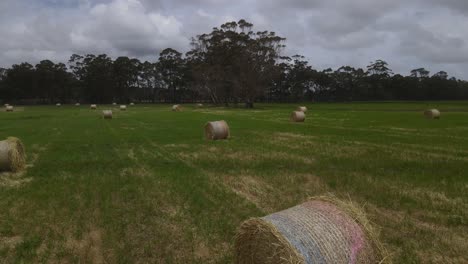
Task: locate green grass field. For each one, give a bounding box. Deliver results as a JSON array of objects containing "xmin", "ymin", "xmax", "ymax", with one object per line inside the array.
[{"xmin": 0, "ymin": 102, "xmax": 467, "ymax": 263}]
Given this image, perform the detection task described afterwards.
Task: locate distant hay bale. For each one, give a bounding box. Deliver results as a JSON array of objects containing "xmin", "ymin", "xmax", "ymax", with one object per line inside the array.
[
  {"xmin": 112, "ymin": 102, "xmax": 117, "ymax": 106},
  {"xmin": 4, "ymin": 104, "xmax": 9, "ymax": 107},
  {"xmin": 424, "ymin": 109, "xmax": 440, "ymax": 119},
  {"xmin": 75, "ymin": 103, "xmax": 80, "ymax": 106},
  {"xmin": 0, "ymin": 137, "xmax": 26, "ymax": 172},
  {"xmin": 291, "ymin": 111, "xmax": 305, "ymax": 122},
  {"xmin": 172, "ymin": 105, "xmax": 182, "ymax": 112},
  {"xmin": 102, "ymin": 110, "xmax": 113, "ymax": 119},
  {"xmin": 205, "ymin": 120, "xmax": 230, "ymax": 140},
  {"xmin": 297, "ymin": 106, "xmax": 308, "ymax": 112},
  {"xmin": 120, "ymin": 105, "xmax": 127, "ymax": 111},
  {"xmin": 196, "ymin": 103, "xmax": 204, "ymax": 108},
  {"xmin": 5, "ymin": 105, "xmax": 13, "ymax": 112},
  {"xmin": 130, "ymin": 102, "xmax": 135, "ymax": 106},
  {"xmin": 235, "ymin": 196, "xmax": 386, "ymax": 264},
  {"xmin": 90, "ymin": 104, "xmax": 97, "ymax": 110},
  {"xmin": 56, "ymin": 103, "xmax": 61, "ymax": 107}
]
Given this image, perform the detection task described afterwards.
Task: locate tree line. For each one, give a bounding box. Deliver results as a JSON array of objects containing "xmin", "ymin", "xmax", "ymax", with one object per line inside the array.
[{"xmin": 1, "ymin": 19, "xmax": 468, "ymax": 106}]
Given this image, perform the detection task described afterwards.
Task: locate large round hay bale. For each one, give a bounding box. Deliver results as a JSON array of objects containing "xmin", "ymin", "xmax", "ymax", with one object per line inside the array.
[
  {"xmin": 120, "ymin": 105, "xmax": 127, "ymax": 111},
  {"xmin": 5, "ymin": 105, "xmax": 14, "ymax": 112},
  {"xmin": 205, "ymin": 120, "xmax": 230, "ymax": 140},
  {"xmin": 424, "ymin": 109, "xmax": 440, "ymax": 119},
  {"xmin": 172, "ymin": 105, "xmax": 182, "ymax": 112},
  {"xmin": 291, "ymin": 111, "xmax": 305, "ymax": 122},
  {"xmin": 235, "ymin": 197, "xmax": 385, "ymax": 264},
  {"xmin": 297, "ymin": 106, "xmax": 308, "ymax": 112},
  {"xmin": 56, "ymin": 103, "xmax": 61, "ymax": 107},
  {"xmin": 75, "ymin": 103, "xmax": 80, "ymax": 106},
  {"xmin": 102, "ymin": 110, "xmax": 113, "ymax": 119},
  {"xmin": 90, "ymin": 104, "xmax": 97, "ymax": 110},
  {"xmin": 0, "ymin": 137, "xmax": 26, "ymax": 172}
]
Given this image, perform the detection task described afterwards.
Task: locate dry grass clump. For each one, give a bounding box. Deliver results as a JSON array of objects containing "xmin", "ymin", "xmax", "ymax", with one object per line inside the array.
[
  {"xmin": 297, "ymin": 106, "xmax": 307, "ymax": 112},
  {"xmin": 291, "ymin": 111, "xmax": 305, "ymax": 122},
  {"xmin": 172, "ymin": 105, "xmax": 182, "ymax": 111},
  {"xmin": 235, "ymin": 196, "xmax": 387, "ymax": 264},
  {"xmin": 120, "ymin": 105, "xmax": 127, "ymax": 111},
  {"xmin": 205, "ymin": 120, "xmax": 230, "ymax": 140},
  {"xmin": 102, "ymin": 110, "xmax": 113, "ymax": 119},
  {"xmin": 90, "ymin": 104, "xmax": 97, "ymax": 110},
  {"xmin": 5, "ymin": 105, "xmax": 14, "ymax": 112},
  {"xmin": 424, "ymin": 109, "xmax": 440, "ymax": 119},
  {"xmin": 0, "ymin": 137, "xmax": 26, "ymax": 172}
]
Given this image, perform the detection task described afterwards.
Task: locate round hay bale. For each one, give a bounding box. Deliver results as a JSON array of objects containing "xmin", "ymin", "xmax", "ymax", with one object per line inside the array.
[
  {"xmin": 102, "ymin": 110, "xmax": 113, "ymax": 119},
  {"xmin": 297, "ymin": 106, "xmax": 308, "ymax": 112},
  {"xmin": 4, "ymin": 104, "xmax": 9, "ymax": 107},
  {"xmin": 130, "ymin": 102, "xmax": 135, "ymax": 106},
  {"xmin": 291, "ymin": 111, "xmax": 305, "ymax": 122},
  {"xmin": 120, "ymin": 105, "xmax": 127, "ymax": 111},
  {"xmin": 5, "ymin": 105, "xmax": 14, "ymax": 112},
  {"xmin": 112, "ymin": 102, "xmax": 117, "ymax": 106},
  {"xmin": 205, "ymin": 120, "xmax": 230, "ymax": 140},
  {"xmin": 172, "ymin": 105, "xmax": 182, "ymax": 112},
  {"xmin": 235, "ymin": 197, "xmax": 386, "ymax": 264},
  {"xmin": 196, "ymin": 103, "xmax": 204, "ymax": 108},
  {"xmin": 0, "ymin": 137, "xmax": 26, "ymax": 172},
  {"xmin": 90, "ymin": 104, "xmax": 97, "ymax": 110},
  {"xmin": 56, "ymin": 103, "xmax": 61, "ymax": 107},
  {"xmin": 75, "ymin": 103, "xmax": 80, "ymax": 106},
  {"xmin": 424, "ymin": 109, "xmax": 440, "ymax": 119}
]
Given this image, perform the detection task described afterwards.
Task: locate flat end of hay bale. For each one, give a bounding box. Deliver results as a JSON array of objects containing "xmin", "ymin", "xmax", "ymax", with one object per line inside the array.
[
  {"xmin": 120, "ymin": 105, "xmax": 127, "ymax": 110},
  {"xmin": 424, "ymin": 109, "xmax": 440, "ymax": 119},
  {"xmin": 235, "ymin": 196, "xmax": 387, "ymax": 264},
  {"xmin": 5, "ymin": 106, "xmax": 14, "ymax": 112},
  {"xmin": 291, "ymin": 111, "xmax": 305, "ymax": 122},
  {"xmin": 172, "ymin": 105, "xmax": 182, "ymax": 111},
  {"xmin": 102, "ymin": 110, "xmax": 113, "ymax": 119},
  {"xmin": 205, "ymin": 120, "xmax": 230, "ymax": 140},
  {"xmin": 0, "ymin": 137, "xmax": 26, "ymax": 172}
]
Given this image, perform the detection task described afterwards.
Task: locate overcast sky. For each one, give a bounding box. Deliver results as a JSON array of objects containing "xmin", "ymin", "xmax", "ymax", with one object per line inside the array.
[{"xmin": 1, "ymin": 0, "xmax": 468, "ymax": 79}]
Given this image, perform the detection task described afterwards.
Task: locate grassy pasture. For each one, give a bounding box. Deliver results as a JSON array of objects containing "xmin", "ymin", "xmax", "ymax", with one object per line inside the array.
[{"xmin": 0, "ymin": 102, "xmax": 467, "ymax": 263}]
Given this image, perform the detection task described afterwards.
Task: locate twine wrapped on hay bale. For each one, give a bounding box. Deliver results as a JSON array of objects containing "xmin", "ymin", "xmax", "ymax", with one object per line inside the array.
[
  {"xmin": 424, "ymin": 109, "xmax": 440, "ymax": 119},
  {"xmin": 172, "ymin": 105, "xmax": 182, "ymax": 112},
  {"xmin": 90, "ymin": 104, "xmax": 97, "ymax": 110},
  {"xmin": 5, "ymin": 105, "xmax": 14, "ymax": 112},
  {"xmin": 0, "ymin": 137, "xmax": 26, "ymax": 172},
  {"xmin": 291, "ymin": 111, "xmax": 305, "ymax": 122},
  {"xmin": 235, "ymin": 197, "xmax": 386, "ymax": 264},
  {"xmin": 102, "ymin": 110, "xmax": 113, "ymax": 119},
  {"xmin": 297, "ymin": 106, "xmax": 308, "ymax": 112},
  {"xmin": 120, "ymin": 105, "xmax": 127, "ymax": 111},
  {"xmin": 205, "ymin": 120, "xmax": 230, "ymax": 140}
]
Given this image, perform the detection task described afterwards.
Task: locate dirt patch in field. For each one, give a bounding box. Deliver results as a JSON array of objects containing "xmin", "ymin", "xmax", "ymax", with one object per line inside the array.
[{"xmin": 65, "ymin": 227, "xmax": 104, "ymax": 264}]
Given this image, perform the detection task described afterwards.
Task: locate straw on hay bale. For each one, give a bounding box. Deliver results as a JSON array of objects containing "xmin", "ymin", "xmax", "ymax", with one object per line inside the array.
[
  {"xmin": 102, "ymin": 110, "xmax": 113, "ymax": 119},
  {"xmin": 120, "ymin": 105, "xmax": 127, "ymax": 111},
  {"xmin": 5, "ymin": 105, "xmax": 14, "ymax": 112},
  {"xmin": 0, "ymin": 137, "xmax": 26, "ymax": 172},
  {"xmin": 235, "ymin": 196, "xmax": 386, "ymax": 264},
  {"xmin": 424, "ymin": 109, "xmax": 440, "ymax": 119},
  {"xmin": 291, "ymin": 111, "xmax": 305, "ymax": 122},
  {"xmin": 297, "ymin": 106, "xmax": 308, "ymax": 112},
  {"xmin": 205, "ymin": 120, "xmax": 230, "ymax": 140},
  {"xmin": 172, "ymin": 105, "xmax": 182, "ymax": 112},
  {"xmin": 90, "ymin": 104, "xmax": 97, "ymax": 110}
]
